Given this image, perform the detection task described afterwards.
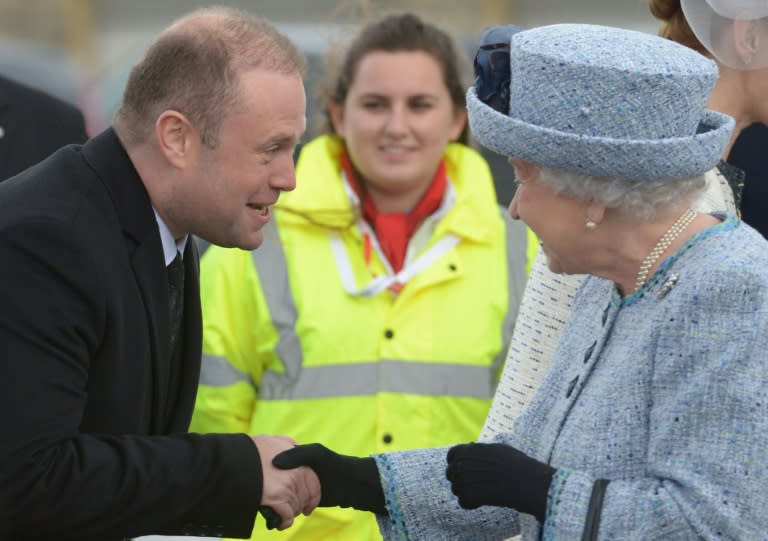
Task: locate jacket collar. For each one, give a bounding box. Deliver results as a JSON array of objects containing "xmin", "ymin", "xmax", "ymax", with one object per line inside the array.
[
  {"xmin": 82, "ymin": 128, "xmax": 183, "ymax": 432},
  {"xmin": 82, "ymin": 128, "xmax": 159, "ymax": 247},
  {"xmin": 284, "ymin": 134, "xmax": 501, "ymax": 244}
]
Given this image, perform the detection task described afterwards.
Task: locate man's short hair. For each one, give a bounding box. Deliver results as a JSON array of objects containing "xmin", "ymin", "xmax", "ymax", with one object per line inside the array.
[{"xmin": 114, "ymin": 6, "xmax": 306, "ymax": 147}]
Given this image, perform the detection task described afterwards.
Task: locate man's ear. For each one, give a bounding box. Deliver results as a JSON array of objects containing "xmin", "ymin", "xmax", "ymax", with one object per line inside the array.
[
  {"xmin": 732, "ymin": 19, "xmax": 761, "ymax": 67},
  {"xmin": 155, "ymin": 110, "xmax": 199, "ymax": 168}
]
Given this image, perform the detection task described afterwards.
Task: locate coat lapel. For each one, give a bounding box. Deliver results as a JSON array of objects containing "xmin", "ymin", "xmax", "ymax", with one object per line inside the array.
[
  {"xmin": 131, "ymin": 238, "xmax": 173, "ymax": 433},
  {"xmin": 82, "ymin": 129, "xmax": 172, "ymax": 433}
]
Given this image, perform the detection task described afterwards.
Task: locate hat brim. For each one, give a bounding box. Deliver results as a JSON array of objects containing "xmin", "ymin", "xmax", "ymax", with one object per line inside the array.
[{"xmin": 467, "ymin": 87, "xmax": 734, "ymax": 181}]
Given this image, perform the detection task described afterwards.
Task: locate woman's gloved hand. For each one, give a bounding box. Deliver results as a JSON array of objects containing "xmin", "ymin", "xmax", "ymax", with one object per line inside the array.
[
  {"xmin": 273, "ymin": 443, "xmax": 387, "ymax": 515},
  {"xmin": 446, "ymin": 442, "xmax": 555, "ymax": 523}
]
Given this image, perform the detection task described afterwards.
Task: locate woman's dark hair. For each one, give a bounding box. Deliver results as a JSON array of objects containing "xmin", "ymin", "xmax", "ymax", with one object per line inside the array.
[{"xmin": 320, "ymin": 13, "xmax": 469, "ymax": 144}]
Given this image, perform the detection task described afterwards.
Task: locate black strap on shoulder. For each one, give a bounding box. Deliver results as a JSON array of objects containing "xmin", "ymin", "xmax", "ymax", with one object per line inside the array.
[
  {"xmin": 580, "ymin": 478, "xmax": 609, "ymax": 541},
  {"xmin": 717, "ymin": 159, "xmax": 746, "ymax": 214}
]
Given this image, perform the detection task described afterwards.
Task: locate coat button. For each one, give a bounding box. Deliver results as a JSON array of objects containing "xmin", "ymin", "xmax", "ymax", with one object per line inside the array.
[
  {"xmin": 565, "ymin": 375, "xmax": 579, "ymax": 398},
  {"xmin": 384, "ymin": 329, "xmax": 394, "ymax": 339},
  {"xmin": 382, "ymin": 433, "xmax": 393, "ymax": 444},
  {"xmin": 583, "ymin": 340, "xmax": 596, "ymax": 363}
]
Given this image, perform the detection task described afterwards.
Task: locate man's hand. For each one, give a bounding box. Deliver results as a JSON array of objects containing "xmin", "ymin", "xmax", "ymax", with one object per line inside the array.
[{"xmin": 252, "ymin": 435, "xmax": 321, "ymax": 530}]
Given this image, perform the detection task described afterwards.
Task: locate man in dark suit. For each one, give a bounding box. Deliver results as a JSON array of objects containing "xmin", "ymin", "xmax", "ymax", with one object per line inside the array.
[
  {"xmin": 0, "ymin": 74, "xmax": 89, "ymax": 181},
  {"xmin": 0, "ymin": 6, "xmax": 318, "ymax": 540}
]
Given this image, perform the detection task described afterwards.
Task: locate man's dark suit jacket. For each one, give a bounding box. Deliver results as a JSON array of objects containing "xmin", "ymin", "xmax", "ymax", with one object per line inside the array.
[
  {"xmin": 0, "ymin": 129, "xmax": 262, "ymax": 540},
  {"xmin": 0, "ymin": 74, "xmax": 89, "ymax": 181}
]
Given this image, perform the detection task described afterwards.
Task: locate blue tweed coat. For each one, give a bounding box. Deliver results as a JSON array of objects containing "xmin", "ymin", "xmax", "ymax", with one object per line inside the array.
[{"xmin": 373, "ymin": 216, "xmax": 768, "ymax": 540}]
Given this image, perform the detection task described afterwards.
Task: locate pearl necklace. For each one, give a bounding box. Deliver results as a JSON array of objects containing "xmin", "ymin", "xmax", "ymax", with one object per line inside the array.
[{"xmin": 634, "ymin": 209, "xmax": 697, "ymax": 291}]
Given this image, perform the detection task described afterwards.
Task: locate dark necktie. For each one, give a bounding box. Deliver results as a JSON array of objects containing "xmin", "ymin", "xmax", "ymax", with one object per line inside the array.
[{"xmin": 167, "ymin": 250, "xmax": 185, "ymax": 353}]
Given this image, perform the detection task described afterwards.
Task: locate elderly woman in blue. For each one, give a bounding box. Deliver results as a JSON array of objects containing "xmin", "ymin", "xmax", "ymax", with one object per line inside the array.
[{"xmin": 273, "ymin": 23, "xmax": 768, "ymax": 540}]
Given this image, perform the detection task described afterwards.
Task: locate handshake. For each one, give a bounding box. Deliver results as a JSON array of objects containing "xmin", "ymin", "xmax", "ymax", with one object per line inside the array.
[
  {"xmin": 252, "ymin": 436, "xmax": 555, "ymax": 530},
  {"xmin": 251, "ymin": 435, "xmax": 386, "ymax": 530}
]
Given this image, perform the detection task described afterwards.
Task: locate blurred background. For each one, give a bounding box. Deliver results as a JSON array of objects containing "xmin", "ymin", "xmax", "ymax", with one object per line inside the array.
[{"xmin": 0, "ymin": 0, "xmax": 661, "ymax": 202}]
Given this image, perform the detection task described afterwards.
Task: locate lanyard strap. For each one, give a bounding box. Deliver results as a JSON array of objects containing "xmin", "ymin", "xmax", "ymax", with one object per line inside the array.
[
  {"xmin": 330, "ymin": 229, "xmax": 459, "ymax": 297},
  {"xmin": 332, "ymin": 170, "xmax": 460, "ymax": 296}
]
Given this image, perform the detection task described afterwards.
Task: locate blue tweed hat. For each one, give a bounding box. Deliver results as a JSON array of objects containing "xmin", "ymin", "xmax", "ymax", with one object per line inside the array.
[{"xmin": 467, "ymin": 24, "xmax": 735, "ymax": 181}]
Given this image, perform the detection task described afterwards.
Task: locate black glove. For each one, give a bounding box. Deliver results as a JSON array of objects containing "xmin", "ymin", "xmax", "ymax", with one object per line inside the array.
[
  {"xmin": 446, "ymin": 443, "xmax": 555, "ymax": 523},
  {"xmin": 259, "ymin": 507, "xmax": 282, "ymax": 530},
  {"xmin": 273, "ymin": 443, "xmax": 387, "ymax": 514}
]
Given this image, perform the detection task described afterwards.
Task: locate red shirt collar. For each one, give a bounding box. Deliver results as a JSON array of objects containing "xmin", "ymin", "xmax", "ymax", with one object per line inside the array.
[{"xmin": 341, "ymin": 152, "xmax": 447, "ymax": 272}]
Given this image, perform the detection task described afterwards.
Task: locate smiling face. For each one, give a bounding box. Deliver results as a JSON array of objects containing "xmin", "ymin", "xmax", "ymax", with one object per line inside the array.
[
  {"xmin": 329, "ymin": 50, "xmax": 466, "ymax": 205},
  {"xmin": 176, "ymin": 69, "xmax": 306, "ymax": 249}
]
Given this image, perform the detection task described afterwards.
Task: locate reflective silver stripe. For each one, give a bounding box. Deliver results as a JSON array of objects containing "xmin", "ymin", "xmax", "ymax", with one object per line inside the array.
[
  {"xmin": 260, "ymin": 360, "xmax": 494, "ymax": 400},
  {"xmin": 199, "ymin": 354, "xmax": 254, "ymax": 387},
  {"xmin": 251, "ymin": 221, "xmax": 304, "ymax": 391},
  {"xmin": 203, "ymin": 220, "xmax": 497, "ymax": 401},
  {"xmin": 494, "ymin": 207, "xmax": 528, "ymax": 374},
  {"xmin": 199, "ymin": 222, "xmax": 300, "ymax": 392},
  {"xmin": 200, "ymin": 355, "xmax": 493, "ymax": 399}
]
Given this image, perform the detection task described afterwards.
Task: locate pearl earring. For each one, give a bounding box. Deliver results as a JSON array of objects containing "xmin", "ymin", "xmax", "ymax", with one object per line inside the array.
[{"xmin": 585, "ymin": 219, "xmax": 597, "ymax": 231}]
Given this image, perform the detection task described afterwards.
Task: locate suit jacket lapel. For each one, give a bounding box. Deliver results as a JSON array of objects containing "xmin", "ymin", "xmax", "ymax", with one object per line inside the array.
[
  {"xmin": 82, "ymin": 129, "xmax": 172, "ymax": 433},
  {"xmin": 132, "ymin": 240, "xmax": 172, "ymax": 433}
]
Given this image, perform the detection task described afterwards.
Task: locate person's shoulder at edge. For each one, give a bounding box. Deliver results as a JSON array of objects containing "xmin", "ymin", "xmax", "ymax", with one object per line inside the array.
[
  {"xmin": 694, "ymin": 216, "xmax": 768, "ymax": 269},
  {"xmin": 661, "ymin": 217, "xmax": 768, "ymax": 311},
  {"xmin": 1, "ymin": 74, "xmax": 70, "ymax": 106},
  {"xmin": 0, "ymin": 74, "xmax": 86, "ymax": 131}
]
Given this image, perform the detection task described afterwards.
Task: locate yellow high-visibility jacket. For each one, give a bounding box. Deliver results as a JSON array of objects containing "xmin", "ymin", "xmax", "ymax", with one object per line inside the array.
[{"xmin": 191, "ymin": 135, "xmax": 529, "ymax": 540}]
